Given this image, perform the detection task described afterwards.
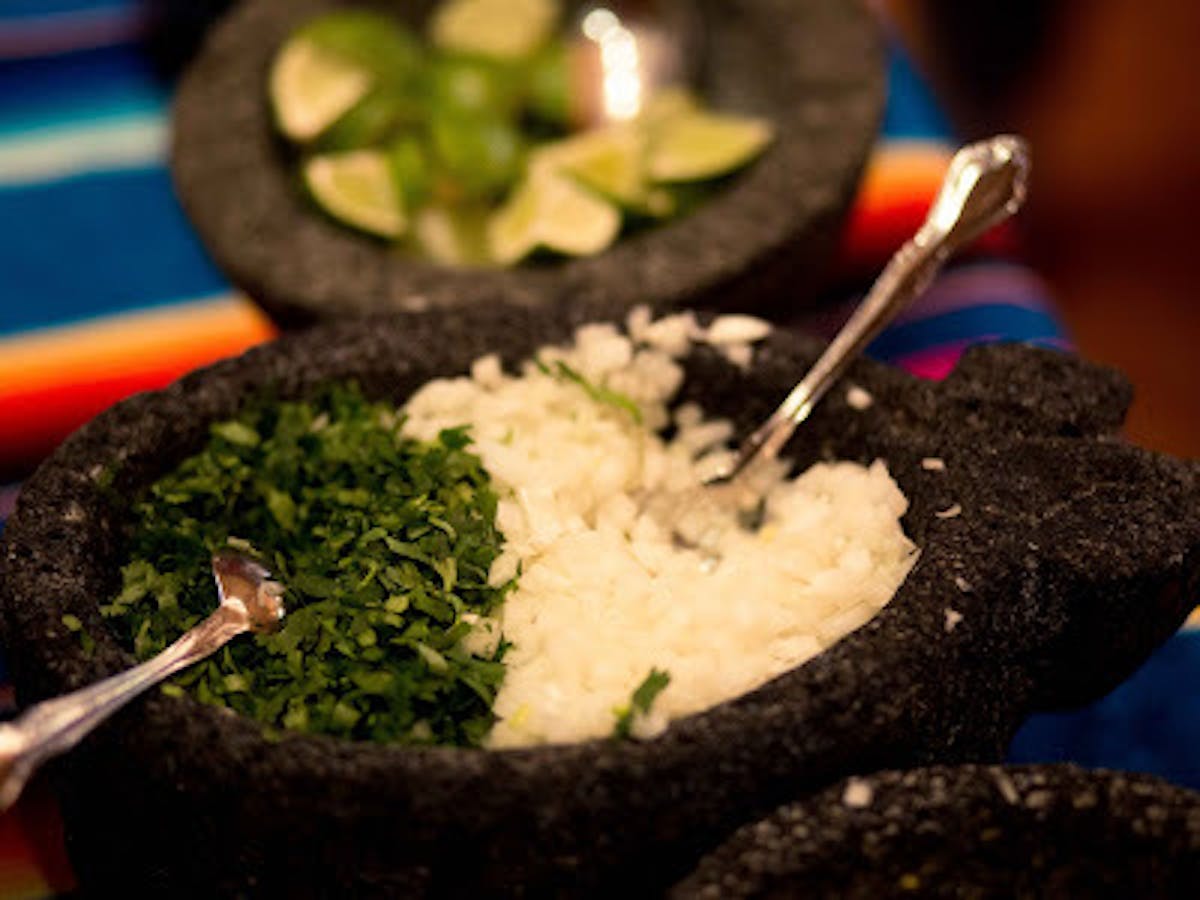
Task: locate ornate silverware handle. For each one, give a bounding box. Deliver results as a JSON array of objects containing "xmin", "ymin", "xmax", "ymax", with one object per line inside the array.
[
  {"xmin": 717, "ymin": 135, "xmax": 1031, "ymax": 482},
  {"xmin": 0, "ymin": 603, "xmax": 248, "ymax": 811}
]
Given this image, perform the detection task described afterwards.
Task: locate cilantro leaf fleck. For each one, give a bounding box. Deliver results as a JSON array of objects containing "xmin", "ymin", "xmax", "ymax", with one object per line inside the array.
[{"xmin": 612, "ymin": 668, "xmax": 671, "ymax": 740}]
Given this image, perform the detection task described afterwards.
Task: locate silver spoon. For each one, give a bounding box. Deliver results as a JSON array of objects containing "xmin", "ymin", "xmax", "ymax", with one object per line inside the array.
[
  {"xmin": 0, "ymin": 550, "xmax": 285, "ymax": 811},
  {"xmin": 709, "ymin": 134, "xmax": 1031, "ymax": 487},
  {"xmin": 667, "ymin": 135, "xmax": 1030, "ymax": 555}
]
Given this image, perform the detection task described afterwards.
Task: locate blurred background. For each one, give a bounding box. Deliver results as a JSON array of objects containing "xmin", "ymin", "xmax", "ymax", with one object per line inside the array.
[
  {"xmin": 884, "ymin": 0, "xmax": 1200, "ymax": 459},
  {"xmin": 880, "ymin": 0, "xmax": 1200, "ymax": 807},
  {"xmin": 0, "ymin": 0, "xmax": 1197, "ymax": 894}
]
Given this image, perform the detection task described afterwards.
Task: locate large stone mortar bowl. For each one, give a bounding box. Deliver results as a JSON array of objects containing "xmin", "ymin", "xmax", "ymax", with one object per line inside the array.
[
  {"xmin": 171, "ymin": 0, "xmax": 884, "ymax": 327},
  {"xmin": 672, "ymin": 764, "xmax": 1200, "ymax": 897},
  {"xmin": 2, "ymin": 304, "xmax": 1198, "ymax": 895}
]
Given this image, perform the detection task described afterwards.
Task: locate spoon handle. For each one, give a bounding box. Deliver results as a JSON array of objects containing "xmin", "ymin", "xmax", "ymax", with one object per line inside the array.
[
  {"xmin": 0, "ymin": 603, "xmax": 247, "ymax": 812},
  {"xmin": 715, "ymin": 135, "xmax": 1031, "ymax": 482}
]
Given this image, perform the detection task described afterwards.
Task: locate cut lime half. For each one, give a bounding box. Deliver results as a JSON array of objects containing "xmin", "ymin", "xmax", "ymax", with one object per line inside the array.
[
  {"xmin": 529, "ymin": 125, "xmax": 647, "ymax": 207},
  {"xmin": 647, "ymin": 112, "xmax": 774, "ymax": 182},
  {"xmin": 303, "ymin": 150, "xmax": 406, "ymax": 239},
  {"xmin": 270, "ymin": 38, "xmax": 373, "ymax": 142},
  {"xmin": 488, "ymin": 170, "xmax": 620, "ymax": 264},
  {"xmin": 431, "ymin": 0, "xmax": 560, "ymax": 60}
]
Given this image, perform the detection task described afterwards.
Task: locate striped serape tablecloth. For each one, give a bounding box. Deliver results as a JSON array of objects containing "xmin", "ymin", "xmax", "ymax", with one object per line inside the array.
[{"xmin": 0, "ymin": 2, "xmax": 1196, "ymax": 896}]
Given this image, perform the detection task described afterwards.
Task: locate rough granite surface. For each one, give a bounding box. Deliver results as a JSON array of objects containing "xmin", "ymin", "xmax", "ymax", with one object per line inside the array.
[
  {"xmin": 671, "ymin": 764, "xmax": 1200, "ymax": 898},
  {"xmin": 170, "ymin": 0, "xmax": 884, "ymax": 327},
  {"xmin": 2, "ymin": 305, "xmax": 1199, "ymax": 896}
]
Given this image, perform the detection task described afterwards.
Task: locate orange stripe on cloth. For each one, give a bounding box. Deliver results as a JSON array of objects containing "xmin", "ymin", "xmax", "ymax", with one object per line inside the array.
[
  {"xmin": 0, "ymin": 295, "xmax": 276, "ymax": 474},
  {"xmin": 836, "ymin": 140, "xmax": 1020, "ymax": 275}
]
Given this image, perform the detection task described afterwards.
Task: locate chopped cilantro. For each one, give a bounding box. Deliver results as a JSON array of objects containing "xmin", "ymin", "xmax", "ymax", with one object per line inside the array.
[
  {"xmin": 535, "ymin": 358, "xmax": 643, "ymax": 424},
  {"xmin": 211, "ymin": 421, "xmax": 261, "ymax": 447},
  {"xmin": 105, "ymin": 383, "xmax": 512, "ymax": 747},
  {"xmin": 61, "ymin": 612, "xmax": 94, "ymax": 656},
  {"xmin": 553, "ymin": 361, "xmax": 643, "ymax": 424},
  {"xmin": 612, "ymin": 668, "xmax": 671, "ymax": 739}
]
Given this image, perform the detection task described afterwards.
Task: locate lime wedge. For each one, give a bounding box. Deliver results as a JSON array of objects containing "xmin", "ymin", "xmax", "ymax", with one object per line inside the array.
[
  {"xmin": 529, "ymin": 125, "xmax": 647, "ymax": 207},
  {"xmin": 431, "ymin": 0, "xmax": 560, "ymax": 60},
  {"xmin": 488, "ymin": 170, "xmax": 620, "ymax": 264},
  {"xmin": 303, "ymin": 150, "xmax": 406, "ymax": 238},
  {"xmin": 647, "ymin": 112, "xmax": 774, "ymax": 182},
  {"xmin": 414, "ymin": 204, "xmax": 492, "ymax": 266},
  {"xmin": 271, "ymin": 11, "xmax": 424, "ymax": 143},
  {"xmin": 270, "ymin": 38, "xmax": 373, "ymax": 142}
]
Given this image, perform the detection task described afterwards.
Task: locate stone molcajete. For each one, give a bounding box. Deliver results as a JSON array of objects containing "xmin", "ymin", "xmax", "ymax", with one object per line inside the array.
[
  {"xmin": 2, "ymin": 305, "xmax": 1198, "ymax": 895},
  {"xmin": 171, "ymin": 0, "xmax": 884, "ymax": 326},
  {"xmin": 672, "ymin": 764, "xmax": 1200, "ymax": 897}
]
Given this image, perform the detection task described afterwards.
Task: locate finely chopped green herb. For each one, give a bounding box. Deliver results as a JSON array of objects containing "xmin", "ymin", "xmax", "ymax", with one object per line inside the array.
[
  {"xmin": 612, "ymin": 668, "xmax": 670, "ymax": 739},
  {"xmin": 534, "ymin": 358, "xmax": 642, "ymax": 424},
  {"xmin": 102, "ymin": 383, "xmax": 511, "ymax": 746}
]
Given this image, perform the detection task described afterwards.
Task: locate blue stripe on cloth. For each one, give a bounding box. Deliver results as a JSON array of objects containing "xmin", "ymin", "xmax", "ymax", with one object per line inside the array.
[
  {"xmin": 881, "ymin": 38, "xmax": 955, "ymax": 141},
  {"xmin": 0, "ymin": 44, "xmax": 165, "ymax": 136},
  {"xmin": 1008, "ymin": 630, "xmax": 1200, "ymax": 790},
  {"xmin": 0, "ymin": 166, "xmax": 228, "ymax": 335},
  {"xmin": 867, "ymin": 304, "xmax": 1066, "ymax": 361},
  {"xmin": 0, "ymin": 0, "xmax": 138, "ymax": 21}
]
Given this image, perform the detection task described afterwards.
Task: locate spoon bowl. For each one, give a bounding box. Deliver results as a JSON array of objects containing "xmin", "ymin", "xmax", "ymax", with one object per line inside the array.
[{"xmin": 0, "ymin": 551, "xmax": 284, "ymax": 811}]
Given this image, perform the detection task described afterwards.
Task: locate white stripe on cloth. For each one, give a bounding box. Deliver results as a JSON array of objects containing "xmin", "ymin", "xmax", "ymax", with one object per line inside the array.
[{"xmin": 0, "ymin": 112, "xmax": 165, "ymax": 187}]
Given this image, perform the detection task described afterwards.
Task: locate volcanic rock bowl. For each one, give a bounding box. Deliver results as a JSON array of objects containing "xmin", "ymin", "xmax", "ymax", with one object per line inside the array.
[
  {"xmin": 171, "ymin": 0, "xmax": 884, "ymax": 328},
  {"xmin": 672, "ymin": 764, "xmax": 1200, "ymax": 897},
  {"xmin": 2, "ymin": 305, "xmax": 1199, "ymax": 895}
]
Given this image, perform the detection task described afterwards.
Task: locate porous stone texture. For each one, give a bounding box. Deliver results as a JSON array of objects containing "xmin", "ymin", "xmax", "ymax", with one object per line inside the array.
[
  {"xmin": 171, "ymin": 0, "xmax": 884, "ymax": 328},
  {"xmin": 2, "ymin": 305, "xmax": 1198, "ymax": 896},
  {"xmin": 671, "ymin": 764, "xmax": 1200, "ymax": 898}
]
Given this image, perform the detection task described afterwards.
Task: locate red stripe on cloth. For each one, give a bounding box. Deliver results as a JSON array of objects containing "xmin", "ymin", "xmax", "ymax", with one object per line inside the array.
[
  {"xmin": 0, "ymin": 363, "xmax": 205, "ymax": 470},
  {"xmin": 0, "ymin": 298, "xmax": 275, "ymax": 477},
  {"xmin": 835, "ymin": 144, "xmax": 1021, "ymax": 276}
]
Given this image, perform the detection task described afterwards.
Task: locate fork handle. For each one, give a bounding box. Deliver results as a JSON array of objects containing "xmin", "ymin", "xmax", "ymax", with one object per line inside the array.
[{"xmin": 0, "ymin": 604, "xmax": 246, "ymax": 812}]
